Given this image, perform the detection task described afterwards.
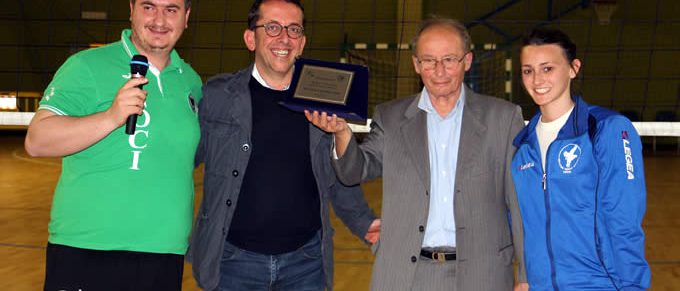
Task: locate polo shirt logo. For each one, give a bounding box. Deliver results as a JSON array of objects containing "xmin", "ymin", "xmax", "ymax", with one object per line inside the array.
[
  {"xmin": 44, "ymin": 87, "xmax": 55, "ymax": 101},
  {"xmin": 188, "ymin": 93, "xmax": 197, "ymax": 113}
]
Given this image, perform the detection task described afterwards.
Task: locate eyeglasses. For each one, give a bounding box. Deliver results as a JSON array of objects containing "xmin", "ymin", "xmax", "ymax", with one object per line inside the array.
[
  {"xmin": 253, "ymin": 22, "xmax": 305, "ymax": 39},
  {"xmin": 416, "ymin": 53, "xmax": 468, "ymax": 71}
]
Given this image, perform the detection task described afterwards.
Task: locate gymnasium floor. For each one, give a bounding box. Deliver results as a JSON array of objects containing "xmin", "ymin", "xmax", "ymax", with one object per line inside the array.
[{"xmin": 1, "ymin": 131, "xmax": 678, "ymax": 290}]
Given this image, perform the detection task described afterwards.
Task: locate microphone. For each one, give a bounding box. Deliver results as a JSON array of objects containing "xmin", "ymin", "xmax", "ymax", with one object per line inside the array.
[{"xmin": 125, "ymin": 55, "xmax": 149, "ymax": 135}]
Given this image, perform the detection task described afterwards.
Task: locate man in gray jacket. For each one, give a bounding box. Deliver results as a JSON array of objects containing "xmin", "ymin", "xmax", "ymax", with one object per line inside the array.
[
  {"xmin": 307, "ymin": 17, "xmax": 527, "ymax": 291},
  {"xmin": 187, "ymin": 0, "xmax": 380, "ymax": 290}
]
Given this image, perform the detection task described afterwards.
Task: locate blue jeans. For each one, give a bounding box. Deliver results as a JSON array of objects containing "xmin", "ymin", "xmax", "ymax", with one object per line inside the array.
[{"xmin": 217, "ymin": 231, "xmax": 324, "ymax": 291}]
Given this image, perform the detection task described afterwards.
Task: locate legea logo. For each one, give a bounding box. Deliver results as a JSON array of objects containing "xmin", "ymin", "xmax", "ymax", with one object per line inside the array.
[
  {"xmin": 519, "ymin": 161, "xmax": 535, "ymax": 171},
  {"xmin": 622, "ymin": 131, "xmax": 635, "ymax": 180}
]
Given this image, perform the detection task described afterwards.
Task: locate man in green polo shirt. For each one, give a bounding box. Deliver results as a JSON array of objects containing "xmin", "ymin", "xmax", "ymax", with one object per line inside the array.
[{"xmin": 24, "ymin": 0, "xmax": 200, "ymax": 290}]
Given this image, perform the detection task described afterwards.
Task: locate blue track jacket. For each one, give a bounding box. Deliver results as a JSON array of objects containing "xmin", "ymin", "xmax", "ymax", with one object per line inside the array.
[{"xmin": 511, "ymin": 96, "xmax": 650, "ymax": 291}]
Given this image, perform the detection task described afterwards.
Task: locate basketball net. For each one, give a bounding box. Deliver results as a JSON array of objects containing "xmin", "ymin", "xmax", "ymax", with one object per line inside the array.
[{"xmin": 592, "ymin": 0, "xmax": 618, "ymax": 25}]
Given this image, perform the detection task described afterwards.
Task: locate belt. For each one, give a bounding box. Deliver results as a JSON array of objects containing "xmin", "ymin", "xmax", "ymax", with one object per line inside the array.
[{"xmin": 420, "ymin": 249, "xmax": 456, "ymax": 262}]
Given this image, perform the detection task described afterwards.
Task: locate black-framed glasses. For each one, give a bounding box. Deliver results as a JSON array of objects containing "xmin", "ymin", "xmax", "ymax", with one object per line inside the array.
[
  {"xmin": 416, "ymin": 53, "xmax": 469, "ymax": 70},
  {"xmin": 253, "ymin": 22, "xmax": 305, "ymax": 39}
]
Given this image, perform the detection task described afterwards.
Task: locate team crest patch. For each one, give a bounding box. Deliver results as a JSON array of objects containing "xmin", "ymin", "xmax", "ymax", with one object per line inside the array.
[
  {"xmin": 188, "ymin": 94, "xmax": 197, "ymax": 113},
  {"xmin": 44, "ymin": 87, "xmax": 56, "ymax": 101},
  {"xmin": 558, "ymin": 143, "xmax": 581, "ymax": 173}
]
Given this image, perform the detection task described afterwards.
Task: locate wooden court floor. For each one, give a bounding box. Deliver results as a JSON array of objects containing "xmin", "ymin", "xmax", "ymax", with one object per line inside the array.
[{"xmin": 1, "ymin": 131, "xmax": 679, "ymax": 290}]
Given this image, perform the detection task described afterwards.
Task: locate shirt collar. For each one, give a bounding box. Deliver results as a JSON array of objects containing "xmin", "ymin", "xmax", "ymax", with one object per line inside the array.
[
  {"xmin": 538, "ymin": 105, "xmax": 574, "ymax": 132},
  {"xmin": 120, "ymin": 29, "xmax": 184, "ymax": 74},
  {"xmin": 417, "ymin": 86, "xmax": 466, "ymax": 119},
  {"xmin": 251, "ymin": 64, "xmax": 290, "ymax": 91}
]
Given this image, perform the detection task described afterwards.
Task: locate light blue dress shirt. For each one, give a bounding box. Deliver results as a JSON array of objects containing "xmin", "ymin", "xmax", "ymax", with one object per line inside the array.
[{"xmin": 417, "ymin": 86, "xmax": 465, "ymax": 248}]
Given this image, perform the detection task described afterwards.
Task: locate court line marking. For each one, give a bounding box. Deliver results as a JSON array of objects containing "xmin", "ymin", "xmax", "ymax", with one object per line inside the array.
[
  {"xmin": 335, "ymin": 246, "xmax": 373, "ymax": 251},
  {"xmin": 0, "ymin": 243, "xmax": 45, "ymax": 250},
  {"xmin": 11, "ymin": 149, "xmax": 61, "ymax": 167},
  {"xmin": 335, "ymin": 260, "xmax": 373, "ymax": 265},
  {"xmin": 650, "ymin": 260, "xmax": 680, "ymax": 265},
  {"xmin": 0, "ymin": 206, "xmax": 50, "ymax": 212}
]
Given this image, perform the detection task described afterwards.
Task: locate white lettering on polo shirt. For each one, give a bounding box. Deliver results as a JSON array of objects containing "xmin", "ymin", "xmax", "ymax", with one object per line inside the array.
[{"xmin": 129, "ymin": 105, "xmax": 151, "ymax": 170}]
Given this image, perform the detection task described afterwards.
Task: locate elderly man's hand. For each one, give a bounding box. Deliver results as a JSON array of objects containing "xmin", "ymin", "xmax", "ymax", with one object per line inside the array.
[
  {"xmin": 514, "ymin": 283, "xmax": 529, "ymax": 291},
  {"xmin": 304, "ymin": 110, "xmax": 349, "ymax": 133},
  {"xmin": 364, "ymin": 219, "xmax": 381, "ymax": 244},
  {"xmin": 304, "ymin": 110, "xmax": 354, "ymax": 157}
]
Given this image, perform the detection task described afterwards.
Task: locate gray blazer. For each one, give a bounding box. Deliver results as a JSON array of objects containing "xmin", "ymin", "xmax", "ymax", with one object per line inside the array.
[
  {"xmin": 187, "ymin": 65, "xmax": 376, "ymax": 291},
  {"xmin": 335, "ymin": 89, "xmax": 527, "ymax": 291}
]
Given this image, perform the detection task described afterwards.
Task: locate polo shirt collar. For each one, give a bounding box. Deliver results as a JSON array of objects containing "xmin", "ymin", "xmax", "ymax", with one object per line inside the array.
[{"xmin": 120, "ymin": 29, "xmax": 184, "ymax": 73}]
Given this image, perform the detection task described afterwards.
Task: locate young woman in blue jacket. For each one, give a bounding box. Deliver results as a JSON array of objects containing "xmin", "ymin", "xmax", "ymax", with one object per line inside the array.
[{"xmin": 511, "ymin": 27, "xmax": 651, "ymax": 290}]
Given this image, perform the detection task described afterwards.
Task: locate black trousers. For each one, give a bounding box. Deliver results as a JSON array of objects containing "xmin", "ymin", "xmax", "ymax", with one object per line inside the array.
[{"xmin": 44, "ymin": 243, "xmax": 184, "ymax": 291}]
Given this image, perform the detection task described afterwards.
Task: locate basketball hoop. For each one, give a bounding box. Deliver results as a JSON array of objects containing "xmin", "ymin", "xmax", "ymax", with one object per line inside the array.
[{"xmin": 592, "ymin": 0, "xmax": 618, "ymax": 25}]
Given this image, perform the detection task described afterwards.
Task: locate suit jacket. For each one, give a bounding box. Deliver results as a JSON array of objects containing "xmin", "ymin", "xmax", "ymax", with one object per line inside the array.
[
  {"xmin": 334, "ymin": 88, "xmax": 527, "ymax": 291},
  {"xmin": 187, "ymin": 65, "xmax": 376, "ymax": 291}
]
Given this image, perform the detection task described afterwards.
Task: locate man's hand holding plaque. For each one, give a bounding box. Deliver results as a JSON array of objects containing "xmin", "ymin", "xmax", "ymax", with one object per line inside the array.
[
  {"xmin": 279, "ymin": 58, "xmax": 369, "ymax": 122},
  {"xmin": 304, "ymin": 109, "xmax": 354, "ymax": 158}
]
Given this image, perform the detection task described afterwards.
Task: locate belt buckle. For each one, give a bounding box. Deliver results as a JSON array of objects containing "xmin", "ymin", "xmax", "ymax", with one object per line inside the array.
[{"xmin": 432, "ymin": 252, "xmax": 446, "ymax": 263}]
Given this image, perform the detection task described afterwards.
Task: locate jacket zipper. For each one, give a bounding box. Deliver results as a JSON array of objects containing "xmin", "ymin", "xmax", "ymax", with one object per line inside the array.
[{"xmin": 543, "ymin": 145, "xmax": 560, "ymax": 291}]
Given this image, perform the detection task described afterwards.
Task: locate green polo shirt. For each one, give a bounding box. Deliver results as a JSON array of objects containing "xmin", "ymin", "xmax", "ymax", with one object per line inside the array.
[{"xmin": 39, "ymin": 29, "xmax": 202, "ymax": 254}]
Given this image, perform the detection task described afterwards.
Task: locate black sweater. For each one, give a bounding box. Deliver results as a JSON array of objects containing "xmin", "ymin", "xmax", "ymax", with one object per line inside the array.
[{"xmin": 226, "ymin": 77, "xmax": 322, "ymax": 255}]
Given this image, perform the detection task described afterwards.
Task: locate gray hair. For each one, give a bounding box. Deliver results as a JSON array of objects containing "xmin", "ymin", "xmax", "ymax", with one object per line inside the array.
[{"xmin": 410, "ymin": 17, "xmax": 471, "ymax": 55}]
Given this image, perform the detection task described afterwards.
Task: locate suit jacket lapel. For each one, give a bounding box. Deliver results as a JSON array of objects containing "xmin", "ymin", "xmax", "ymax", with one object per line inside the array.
[
  {"xmin": 455, "ymin": 88, "xmax": 486, "ymax": 182},
  {"xmin": 224, "ymin": 65, "xmax": 254, "ymax": 135},
  {"xmin": 400, "ymin": 94, "xmax": 431, "ymax": 191}
]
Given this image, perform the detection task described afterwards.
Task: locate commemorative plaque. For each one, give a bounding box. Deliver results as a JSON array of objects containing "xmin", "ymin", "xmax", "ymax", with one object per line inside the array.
[{"xmin": 279, "ymin": 58, "xmax": 368, "ymax": 121}]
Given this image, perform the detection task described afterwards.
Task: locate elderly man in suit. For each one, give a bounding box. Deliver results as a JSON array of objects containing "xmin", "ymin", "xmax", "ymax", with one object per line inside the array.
[{"xmin": 306, "ymin": 17, "xmax": 528, "ymax": 291}]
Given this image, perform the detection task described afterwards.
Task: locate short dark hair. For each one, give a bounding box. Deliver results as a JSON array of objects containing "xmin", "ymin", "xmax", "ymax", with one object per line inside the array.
[
  {"xmin": 130, "ymin": 0, "xmax": 192, "ymax": 10},
  {"xmin": 411, "ymin": 17, "xmax": 471, "ymax": 55},
  {"xmin": 521, "ymin": 27, "xmax": 577, "ymax": 63},
  {"xmin": 247, "ymin": 0, "xmax": 305, "ymax": 30}
]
